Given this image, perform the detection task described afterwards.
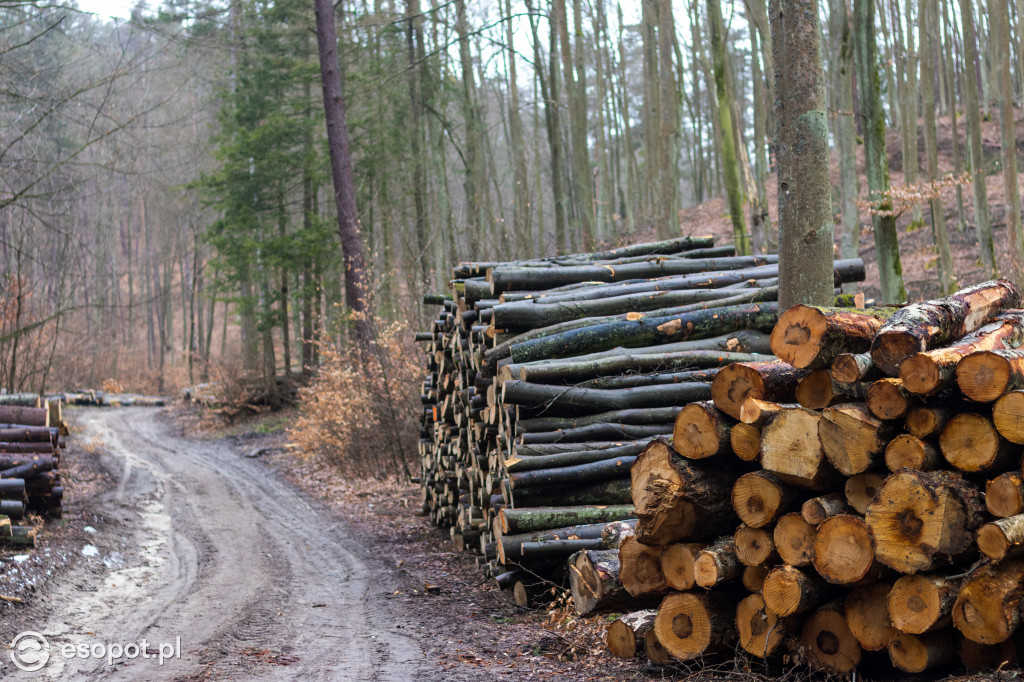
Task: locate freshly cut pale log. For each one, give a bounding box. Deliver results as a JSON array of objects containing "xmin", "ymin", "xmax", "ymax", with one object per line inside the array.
[
  {"xmin": 607, "ymin": 610, "xmax": 657, "ymax": 659},
  {"xmin": 888, "ymin": 573, "xmax": 961, "ymax": 634},
  {"xmin": 801, "ymin": 493, "xmax": 853, "ymax": 525},
  {"xmin": 654, "ymin": 591, "xmax": 739, "ymax": 661},
  {"xmin": 643, "ymin": 629, "xmax": 674, "ymax": 665},
  {"xmin": 520, "ymin": 423, "xmax": 673, "ymax": 443},
  {"xmin": 661, "ymin": 542, "xmax": 707, "ymax": 590},
  {"xmin": 774, "ymin": 512, "xmax": 817, "ymax": 567},
  {"xmin": 618, "ymin": 535, "xmax": 669, "ymax": 597},
  {"xmin": 906, "ymin": 405, "xmax": 957, "ymax": 438},
  {"xmin": 569, "ymin": 549, "xmax": 630, "ymax": 616},
  {"xmin": 770, "ymin": 304, "xmax": 896, "ymax": 369},
  {"xmin": 506, "ymin": 349, "xmax": 767, "ymax": 385},
  {"xmin": 693, "ymin": 537, "xmax": 742, "ymax": 588},
  {"xmin": 957, "ymin": 349, "xmax": 1024, "ymax": 402},
  {"xmin": 977, "ymin": 515, "xmax": 1024, "ymax": 560},
  {"xmin": 710, "ymin": 360, "xmax": 808, "ymax": 420},
  {"xmin": 800, "ymin": 601, "xmax": 862, "ymax": 673},
  {"xmin": 993, "ymin": 390, "xmax": 1024, "ymax": 443},
  {"xmin": 737, "ymin": 593, "xmax": 794, "ymax": 658},
  {"xmin": 672, "ymin": 402, "xmax": 734, "ymax": 459},
  {"xmin": 939, "ymin": 412, "xmax": 1019, "ymax": 473},
  {"xmin": 888, "ymin": 630, "xmax": 958, "ymax": 672},
  {"xmin": 763, "ymin": 565, "xmax": 833, "ymax": 616},
  {"xmin": 630, "ymin": 440, "xmax": 738, "ymax": 545},
  {"xmin": 899, "ymin": 312, "xmax": 1024, "ymax": 395},
  {"xmin": 819, "ymin": 403, "xmax": 898, "ymax": 476},
  {"xmin": 866, "ymin": 377, "xmax": 917, "ymax": 420},
  {"xmin": 742, "ymin": 564, "xmax": 769, "ymax": 592},
  {"xmin": 501, "ymin": 380, "xmax": 711, "ymax": 415},
  {"xmin": 731, "ymin": 471, "xmax": 796, "ymax": 528},
  {"xmin": 953, "ymin": 559, "xmax": 1024, "ymax": 644},
  {"xmin": 958, "ymin": 637, "xmax": 1018, "ymax": 671},
  {"xmin": 865, "ymin": 470, "xmax": 984, "ymax": 573},
  {"xmin": 845, "ymin": 471, "xmax": 885, "ymax": 514},
  {"xmin": 870, "ymin": 279, "xmax": 1022, "ymax": 376},
  {"xmin": 885, "ymin": 434, "xmax": 942, "ymax": 472},
  {"xmin": 760, "ymin": 407, "xmax": 839, "ymax": 490},
  {"xmin": 845, "ymin": 581, "xmax": 895, "ymax": 651},
  {"xmin": 499, "ymin": 505, "xmax": 635, "ymax": 534},
  {"xmin": 730, "ymin": 423, "xmax": 761, "ymax": 462},
  {"xmin": 795, "ymin": 370, "xmax": 868, "ymax": 409},
  {"xmin": 813, "ymin": 514, "xmax": 878, "ymax": 584},
  {"xmin": 987, "ymin": 472, "xmax": 1024, "ymax": 517},
  {"xmin": 831, "ymin": 352, "xmax": 880, "ymax": 383},
  {"xmin": 734, "ymin": 525, "xmax": 776, "ymax": 566}
]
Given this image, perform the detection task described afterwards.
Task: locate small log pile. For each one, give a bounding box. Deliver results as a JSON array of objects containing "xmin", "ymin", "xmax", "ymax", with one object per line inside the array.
[
  {"xmin": 415, "ymin": 236, "xmax": 865, "ymax": 604},
  {"xmin": 588, "ymin": 279, "xmax": 1024, "ymax": 675},
  {"xmin": 0, "ymin": 397, "xmax": 70, "ymax": 548}
]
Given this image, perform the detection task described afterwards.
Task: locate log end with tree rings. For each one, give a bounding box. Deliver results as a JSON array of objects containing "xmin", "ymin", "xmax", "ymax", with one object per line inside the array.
[
  {"xmin": 606, "ymin": 610, "xmax": 657, "ymax": 659},
  {"xmin": 939, "ymin": 412, "xmax": 1017, "ymax": 473},
  {"xmin": 801, "ymin": 493, "xmax": 850, "ymax": 525},
  {"xmin": 643, "ymin": 628, "xmax": 674, "ymax": 666},
  {"xmin": 844, "ymin": 471, "xmax": 884, "ymax": 515},
  {"xmin": 734, "ymin": 524, "xmax": 775, "ymax": 566},
  {"xmin": 866, "ymin": 377, "xmax": 914, "ymax": 420},
  {"xmin": 661, "ymin": 542, "xmax": 705, "ymax": 591},
  {"xmin": 653, "ymin": 591, "xmax": 735, "ymax": 661},
  {"xmin": 905, "ymin": 404, "xmax": 955, "ymax": 439},
  {"xmin": 742, "ymin": 564, "xmax": 769, "ymax": 592},
  {"xmin": 736, "ymin": 593, "xmax": 789, "ymax": 658},
  {"xmin": 800, "ymin": 602, "xmax": 862, "ymax": 673},
  {"xmin": 769, "ymin": 304, "xmax": 831, "ymax": 368},
  {"xmin": 795, "ymin": 369, "xmax": 837, "ymax": 410},
  {"xmin": 762, "ymin": 565, "xmax": 827, "ymax": 617},
  {"xmin": 976, "ymin": 516, "xmax": 1024, "ymax": 561},
  {"xmin": 618, "ymin": 536, "xmax": 668, "ymax": 597},
  {"xmin": 885, "ymin": 434, "xmax": 941, "ymax": 472},
  {"xmin": 953, "ymin": 560, "xmax": 1024, "ymax": 645},
  {"xmin": 672, "ymin": 401, "xmax": 729, "ymax": 459},
  {"xmin": 888, "ymin": 573, "xmax": 959, "ymax": 635},
  {"xmin": 730, "ymin": 422, "xmax": 761, "ymax": 461},
  {"xmin": 888, "ymin": 630, "xmax": 958, "ymax": 673},
  {"xmin": 832, "ymin": 352, "xmax": 877, "ymax": 384},
  {"xmin": 731, "ymin": 471, "xmax": 791, "ymax": 528},
  {"xmin": 986, "ymin": 472, "xmax": 1024, "ymax": 517},
  {"xmin": 812, "ymin": 514, "xmax": 876, "ymax": 584},
  {"xmin": 774, "ymin": 512, "xmax": 816, "ymax": 567},
  {"xmin": 871, "ymin": 329, "xmax": 926, "ymax": 377},
  {"xmin": 993, "ymin": 390, "xmax": 1024, "ymax": 444},
  {"xmin": 819, "ymin": 402, "xmax": 890, "ymax": 476},
  {"xmin": 898, "ymin": 351, "xmax": 946, "ymax": 395},
  {"xmin": 693, "ymin": 538, "xmax": 741, "ymax": 588},
  {"xmin": 844, "ymin": 581, "xmax": 895, "ymax": 651},
  {"xmin": 957, "ymin": 350, "xmax": 1024, "ymax": 402}
]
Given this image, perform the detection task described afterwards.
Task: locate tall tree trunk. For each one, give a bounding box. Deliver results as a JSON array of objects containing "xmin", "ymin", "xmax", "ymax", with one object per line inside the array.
[
  {"xmin": 901, "ymin": 0, "xmax": 921, "ymax": 225},
  {"xmin": 855, "ymin": 0, "xmax": 907, "ymax": 303},
  {"xmin": 920, "ymin": 0, "xmax": 954, "ymax": 293},
  {"xmin": 959, "ymin": 0, "xmax": 996, "ymax": 275},
  {"xmin": 831, "ymin": 0, "xmax": 860, "ymax": 269},
  {"xmin": 708, "ymin": 0, "xmax": 750, "ymax": 254},
  {"xmin": 504, "ymin": 0, "xmax": 533, "ymax": 257},
  {"xmin": 406, "ymin": 0, "xmax": 430, "ymax": 289},
  {"xmin": 942, "ymin": 0, "xmax": 967, "ymax": 231},
  {"xmin": 771, "ymin": 0, "xmax": 835, "ymax": 309},
  {"xmin": 657, "ymin": 0, "xmax": 680, "ymax": 236},
  {"xmin": 749, "ymin": 19, "xmax": 769, "ymax": 254},
  {"xmin": 991, "ymin": 0, "xmax": 1024, "ymax": 280},
  {"xmin": 642, "ymin": 0, "xmax": 662, "ymax": 231},
  {"xmin": 313, "ymin": 0, "xmax": 371, "ymax": 347}
]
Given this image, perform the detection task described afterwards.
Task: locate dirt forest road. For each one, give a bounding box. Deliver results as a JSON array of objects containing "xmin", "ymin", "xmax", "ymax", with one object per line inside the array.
[{"xmin": 5, "ymin": 408, "xmax": 477, "ymax": 681}]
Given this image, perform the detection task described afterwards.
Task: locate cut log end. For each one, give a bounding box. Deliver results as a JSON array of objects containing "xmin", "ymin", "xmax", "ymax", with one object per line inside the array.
[
  {"xmin": 845, "ymin": 581, "xmax": 895, "ymax": 651},
  {"xmin": 957, "ymin": 351, "xmax": 1018, "ymax": 402},
  {"xmin": 888, "ymin": 573, "xmax": 958, "ymax": 635},
  {"xmin": 986, "ymin": 472, "xmax": 1024, "ymax": 518},
  {"xmin": 813, "ymin": 514, "xmax": 876, "ymax": 584},
  {"xmin": 732, "ymin": 471, "xmax": 789, "ymax": 528},
  {"xmin": 801, "ymin": 602, "xmax": 862, "ymax": 673},
  {"xmin": 737, "ymin": 593, "xmax": 789, "ymax": 658}
]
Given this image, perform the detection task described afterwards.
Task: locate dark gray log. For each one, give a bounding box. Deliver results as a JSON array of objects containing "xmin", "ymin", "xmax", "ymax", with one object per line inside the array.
[
  {"xmin": 506, "ymin": 443, "xmax": 652, "ymax": 473},
  {"xmin": 508, "ymin": 456, "xmax": 636, "ymax": 489},
  {"xmin": 501, "ymin": 380, "xmax": 711, "ymax": 414},
  {"xmin": 503, "ymin": 350, "xmax": 772, "ymax": 385},
  {"xmin": 516, "ymin": 407, "xmax": 684, "ymax": 434},
  {"xmin": 520, "ymin": 423, "xmax": 674, "ymax": 443}
]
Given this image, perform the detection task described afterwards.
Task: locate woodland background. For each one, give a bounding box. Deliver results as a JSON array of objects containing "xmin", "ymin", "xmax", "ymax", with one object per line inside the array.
[{"xmin": 0, "ymin": 0, "xmax": 1022, "ymax": 402}]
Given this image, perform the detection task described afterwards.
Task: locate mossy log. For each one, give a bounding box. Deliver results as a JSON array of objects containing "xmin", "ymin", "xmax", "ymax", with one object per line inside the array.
[{"xmin": 498, "ymin": 505, "xmax": 635, "ymax": 534}]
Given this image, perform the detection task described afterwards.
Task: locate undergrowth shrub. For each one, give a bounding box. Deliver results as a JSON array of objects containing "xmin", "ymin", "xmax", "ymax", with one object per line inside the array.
[{"xmin": 288, "ymin": 319, "xmax": 420, "ymax": 480}]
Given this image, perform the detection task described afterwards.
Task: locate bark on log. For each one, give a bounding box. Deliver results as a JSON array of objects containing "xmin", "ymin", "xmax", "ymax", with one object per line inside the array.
[
  {"xmin": 630, "ymin": 440, "xmax": 739, "ymax": 545},
  {"xmin": 899, "ymin": 311, "xmax": 1024, "ymax": 395},
  {"xmin": 0, "ymin": 427, "xmax": 57, "ymax": 444},
  {"xmin": 507, "ymin": 456, "xmax": 635, "ymax": 490},
  {"xmin": 619, "ymin": 535, "xmax": 669, "ymax": 597},
  {"xmin": 738, "ymin": 398, "xmax": 799, "ymax": 426},
  {"xmin": 694, "ymin": 536, "xmax": 742, "ymax": 588},
  {"xmin": 607, "ymin": 610, "xmax": 658, "ymax": 659},
  {"xmin": 993, "ymin": 390, "xmax": 1024, "ymax": 443},
  {"xmin": 731, "ymin": 470, "xmax": 797, "ymax": 527},
  {"xmin": 953, "ymin": 559, "xmax": 1024, "ymax": 644},
  {"xmin": 813, "ymin": 514, "xmax": 878, "ymax": 584},
  {"xmin": 844, "ymin": 581, "xmax": 896, "ymax": 651},
  {"xmin": 958, "ymin": 636, "xmax": 1018, "ymax": 671},
  {"xmin": 986, "ymin": 472, "xmax": 1024, "ymax": 517},
  {"xmin": 977, "ymin": 515, "xmax": 1024, "ymax": 561},
  {"xmin": 505, "ymin": 443, "xmax": 648, "ymax": 473},
  {"xmin": 734, "ymin": 524, "xmax": 776, "ymax": 566},
  {"xmin": 831, "ymin": 352, "xmax": 881, "ymax": 383},
  {"xmin": 957, "ymin": 349, "xmax": 1024, "ymax": 402},
  {"xmin": 569, "ymin": 549, "xmax": 632, "ymax": 616},
  {"xmin": 760, "ymin": 407, "xmax": 839, "ymax": 490},
  {"xmin": 504, "ymin": 349, "xmax": 767, "ymax": 385},
  {"xmin": 737, "ymin": 593, "xmax": 795, "ymax": 658},
  {"xmin": 710, "ymin": 360, "xmax": 808, "ymax": 420},
  {"xmin": 870, "ymin": 279, "xmax": 1022, "ymax": 375},
  {"xmin": 888, "ymin": 573, "xmax": 961, "ymax": 634},
  {"xmin": 498, "ymin": 505, "xmax": 635, "ymax": 534},
  {"xmin": 501, "ymin": 380, "xmax": 711, "ymax": 415},
  {"xmin": 775, "ymin": 512, "xmax": 817, "ymax": 567},
  {"xmin": 661, "ymin": 542, "xmax": 707, "ymax": 591},
  {"xmin": 770, "ymin": 304, "xmax": 897, "ymax": 369},
  {"xmin": 0, "ymin": 406, "xmax": 48, "ymax": 427},
  {"xmin": 519, "ymin": 423, "xmax": 673, "ymax": 444},
  {"xmin": 576, "ymin": 369, "xmax": 721, "ymax": 390},
  {"xmin": 672, "ymin": 401, "xmax": 734, "ymax": 459},
  {"xmin": 508, "ymin": 478, "xmax": 632, "ymax": 507},
  {"xmin": 802, "ymin": 493, "xmax": 854, "ymax": 525},
  {"xmin": 865, "ymin": 470, "xmax": 984, "ymax": 573},
  {"xmin": 866, "ymin": 377, "xmax": 918, "ymax": 420},
  {"xmin": 939, "ymin": 412, "xmax": 1019, "ymax": 474},
  {"xmin": 763, "ymin": 565, "xmax": 835, "ymax": 616},
  {"xmin": 516, "ymin": 407, "xmax": 683, "ymax": 434},
  {"xmin": 800, "ymin": 601, "xmax": 862, "ymax": 673},
  {"xmin": 819, "ymin": 403, "xmax": 899, "ymax": 476},
  {"xmin": 654, "ymin": 590, "xmax": 739, "ymax": 661},
  {"xmin": 885, "ymin": 434, "xmax": 942, "ymax": 472}
]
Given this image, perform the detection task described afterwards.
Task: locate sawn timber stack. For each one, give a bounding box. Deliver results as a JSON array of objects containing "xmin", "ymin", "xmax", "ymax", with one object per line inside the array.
[{"xmin": 415, "ymin": 235, "xmax": 865, "ymax": 607}]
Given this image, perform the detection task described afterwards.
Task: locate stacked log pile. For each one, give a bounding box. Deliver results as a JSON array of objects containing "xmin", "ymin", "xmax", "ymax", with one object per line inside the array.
[
  {"xmin": 416, "ymin": 236, "xmax": 865, "ymax": 604},
  {"xmin": 590, "ymin": 279, "xmax": 1024, "ymax": 675},
  {"xmin": 0, "ymin": 398, "xmax": 70, "ymax": 549}
]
